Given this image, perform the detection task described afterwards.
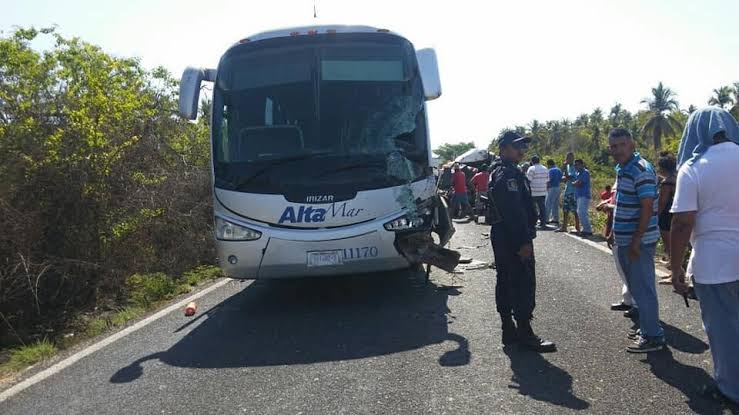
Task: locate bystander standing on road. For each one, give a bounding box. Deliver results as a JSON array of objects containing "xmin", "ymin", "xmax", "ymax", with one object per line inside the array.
[
  {"xmin": 452, "ymin": 165, "xmax": 473, "ymax": 220},
  {"xmin": 471, "ymin": 165, "xmax": 490, "ymax": 219},
  {"xmin": 656, "ymin": 152, "xmax": 677, "ymax": 285},
  {"xmin": 526, "ymin": 156, "xmax": 549, "ymax": 229},
  {"xmin": 670, "ymin": 107, "xmax": 739, "ymax": 405},
  {"xmin": 607, "ymin": 128, "xmax": 664, "ymax": 353},
  {"xmin": 545, "ymin": 159, "xmax": 562, "ymax": 225},
  {"xmin": 598, "ymin": 181, "xmax": 638, "ymax": 315},
  {"xmin": 572, "ymin": 159, "xmax": 593, "ymax": 237},
  {"xmin": 555, "ymin": 152, "xmax": 580, "ymax": 233}
]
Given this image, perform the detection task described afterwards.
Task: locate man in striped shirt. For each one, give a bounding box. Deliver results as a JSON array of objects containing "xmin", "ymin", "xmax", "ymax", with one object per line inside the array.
[
  {"xmin": 607, "ymin": 128, "xmax": 664, "ymax": 353},
  {"xmin": 526, "ymin": 156, "xmax": 549, "ymax": 228}
]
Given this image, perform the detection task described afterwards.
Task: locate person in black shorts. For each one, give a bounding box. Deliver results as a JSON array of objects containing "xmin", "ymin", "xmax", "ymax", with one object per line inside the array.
[{"xmin": 657, "ymin": 152, "xmax": 677, "ymax": 284}]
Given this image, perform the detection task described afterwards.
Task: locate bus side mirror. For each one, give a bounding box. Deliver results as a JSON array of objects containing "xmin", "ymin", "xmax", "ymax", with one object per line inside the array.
[
  {"xmin": 416, "ymin": 48, "xmax": 442, "ymax": 101},
  {"xmin": 178, "ymin": 67, "xmax": 216, "ymax": 119}
]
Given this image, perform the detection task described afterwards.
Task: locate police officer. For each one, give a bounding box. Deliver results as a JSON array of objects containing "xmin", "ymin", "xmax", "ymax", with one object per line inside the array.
[{"xmin": 488, "ymin": 131, "xmax": 556, "ymax": 352}]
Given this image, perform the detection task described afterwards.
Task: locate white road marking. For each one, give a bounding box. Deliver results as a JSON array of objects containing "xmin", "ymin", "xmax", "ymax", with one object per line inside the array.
[
  {"xmin": 0, "ymin": 278, "xmax": 232, "ymax": 403},
  {"xmin": 561, "ymin": 232, "xmax": 670, "ymax": 277}
]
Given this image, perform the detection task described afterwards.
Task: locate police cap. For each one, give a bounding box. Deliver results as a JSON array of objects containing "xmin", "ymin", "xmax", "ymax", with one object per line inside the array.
[{"xmin": 497, "ymin": 131, "xmax": 531, "ymax": 149}]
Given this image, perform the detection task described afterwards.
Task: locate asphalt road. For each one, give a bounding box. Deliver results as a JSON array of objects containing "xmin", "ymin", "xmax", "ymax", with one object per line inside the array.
[{"xmin": 1, "ymin": 221, "xmax": 736, "ymax": 414}]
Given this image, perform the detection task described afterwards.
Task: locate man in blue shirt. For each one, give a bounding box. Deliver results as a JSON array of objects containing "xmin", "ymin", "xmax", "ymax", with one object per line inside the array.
[
  {"xmin": 572, "ymin": 159, "xmax": 593, "ymax": 236},
  {"xmin": 545, "ymin": 159, "xmax": 562, "ymax": 224},
  {"xmin": 555, "ymin": 152, "xmax": 580, "ymax": 233},
  {"xmin": 607, "ymin": 128, "xmax": 664, "ymax": 353}
]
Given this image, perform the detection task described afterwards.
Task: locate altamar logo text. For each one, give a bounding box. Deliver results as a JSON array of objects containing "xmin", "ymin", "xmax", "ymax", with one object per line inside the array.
[{"xmin": 278, "ymin": 202, "xmax": 364, "ymax": 224}]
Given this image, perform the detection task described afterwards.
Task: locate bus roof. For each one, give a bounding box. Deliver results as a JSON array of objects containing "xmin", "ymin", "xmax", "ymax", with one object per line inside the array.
[{"xmin": 235, "ymin": 25, "xmax": 402, "ymax": 45}]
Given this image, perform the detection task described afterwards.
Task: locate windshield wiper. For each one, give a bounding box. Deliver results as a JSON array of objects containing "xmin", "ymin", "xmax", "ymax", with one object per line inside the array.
[{"xmin": 234, "ymin": 151, "xmax": 333, "ymax": 190}]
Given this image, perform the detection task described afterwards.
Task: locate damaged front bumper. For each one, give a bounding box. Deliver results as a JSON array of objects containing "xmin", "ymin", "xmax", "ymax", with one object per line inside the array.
[{"xmin": 392, "ymin": 195, "xmax": 460, "ymax": 273}]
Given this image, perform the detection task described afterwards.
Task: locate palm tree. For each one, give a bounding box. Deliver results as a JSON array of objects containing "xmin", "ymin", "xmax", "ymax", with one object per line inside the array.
[
  {"xmin": 731, "ymin": 82, "xmax": 739, "ymax": 119},
  {"xmin": 640, "ymin": 82, "xmax": 682, "ymax": 150},
  {"xmin": 198, "ymin": 97, "xmax": 212, "ymax": 126},
  {"xmin": 708, "ymin": 86, "xmax": 734, "ymax": 109},
  {"xmin": 574, "ymin": 113, "xmax": 589, "ymax": 127},
  {"xmin": 589, "ymin": 108, "xmax": 604, "ymax": 148},
  {"xmin": 528, "ymin": 119, "xmax": 542, "ymax": 137},
  {"xmin": 609, "ymin": 103, "xmax": 623, "ymax": 127},
  {"xmin": 528, "ymin": 119, "xmax": 545, "ymax": 151}
]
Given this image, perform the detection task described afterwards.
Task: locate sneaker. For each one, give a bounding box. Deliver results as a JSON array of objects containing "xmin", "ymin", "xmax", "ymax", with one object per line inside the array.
[
  {"xmin": 611, "ymin": 302, "xmax": 632, "ymax": 311},
  {"xmin": 626, "ymin": 336, "xmax": 665, "ymax": 353},
  {"xmin": 627, "ymin": 328, "xmax": 641, "ymax": 340}
]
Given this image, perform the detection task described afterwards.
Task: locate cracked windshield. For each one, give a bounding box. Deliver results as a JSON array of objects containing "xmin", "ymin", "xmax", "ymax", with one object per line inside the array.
[{"xmin": 213, "ymin": 34, "xmax": 427, "ymax": 193}]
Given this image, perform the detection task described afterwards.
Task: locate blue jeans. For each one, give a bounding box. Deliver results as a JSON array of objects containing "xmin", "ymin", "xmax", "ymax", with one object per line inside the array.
[
  {"xmin": 452, "ymin": 192, "xmax": 471, "ymax": 217},
  {"xmin": 694, "ymin": 280, "xmax": 739, "ymax": 403},
  {"xmin": 545, "ymin": 187, "xmax": 560, "ymax": 223},
  {"xmin": 617, "ymin": 243, "xmax": 663, "ymax": 339},
  {"xmin": 576, "ymin": 197, "xmax": 592, "ymax": 233}
]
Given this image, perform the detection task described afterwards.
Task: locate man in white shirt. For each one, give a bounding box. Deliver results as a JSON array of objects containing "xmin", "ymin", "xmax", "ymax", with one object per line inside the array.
[
  {"xmin": 526, "ymin": 156, "xmax": 549, "ymax": 229},
  {"xmin": 670, "ymin": 107, "xmax": 739, "ymax": 404}
]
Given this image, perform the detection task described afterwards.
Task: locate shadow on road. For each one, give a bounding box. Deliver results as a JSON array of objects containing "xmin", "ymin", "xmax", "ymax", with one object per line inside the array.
[
  {"xmin": 663, "ymin": 322, "xmax": 709, "ymax": 354},
  {"xmin": 503, "ymin": 346, "xmax": 590, "ymax": 411},
  {"xmin": 111, "ymin": 270, "xmax": 469, "ymax": 383},
  {"xmin": 645, "ymin": 348, "xmax": 731, "ymax": 415}
]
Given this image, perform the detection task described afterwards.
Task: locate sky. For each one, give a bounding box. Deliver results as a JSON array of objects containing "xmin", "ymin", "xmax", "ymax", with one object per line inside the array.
[{"xmin": 3, "ymin": 0, "xmax": 739, "ymax": 150}]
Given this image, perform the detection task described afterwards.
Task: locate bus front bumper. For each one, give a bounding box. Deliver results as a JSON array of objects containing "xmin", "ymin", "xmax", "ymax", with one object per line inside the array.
[{"xmin": 216, "ymin": 226, "xmax": 413, "ymax": 279}]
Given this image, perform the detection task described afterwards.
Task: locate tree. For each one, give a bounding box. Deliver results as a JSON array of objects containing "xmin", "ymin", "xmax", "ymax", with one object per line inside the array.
[
  {"xmin": 609, "ymin": 103, "xmax": 623, "ymax": 128},
  {"xmin": 640, "ymin": 82, "xmax": 682, "ymax": 150},
  {"xmin": 589, "ymin": 108, "xmax": 604, "ymax": 149},
  {"xmin": 433, "ymin": 142, "xmax": 475, "ymax": 162},
  {"xmin": 708, "ymin": 86, "xmax": 735, "ymax": 109},
  {"xmin": 0, "ymin": 28, "xmax": 213, "ymax": 346},
  {"xmin": 199, "ymin": 97, "xmax": 212, "ymax": 126},
  {"xmin": 730, "ymin": 82, "xmax": 739, "ymax": 119}
]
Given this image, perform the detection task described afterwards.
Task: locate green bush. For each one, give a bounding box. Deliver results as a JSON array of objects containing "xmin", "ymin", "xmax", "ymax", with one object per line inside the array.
[
  {"xmin": 126, "ymin": 273, "xmax": 179, "ymax": 307},
  {"xmin": 1, "ymin": 339, "xmax": 57, "ymax": 373},
  {"xmin": 183, "ymin": 265, "xmax": 223, "ymax": 286},
  {"xmin": 0, "ymin": 27, "xmax": 215, "ymax": 349}
]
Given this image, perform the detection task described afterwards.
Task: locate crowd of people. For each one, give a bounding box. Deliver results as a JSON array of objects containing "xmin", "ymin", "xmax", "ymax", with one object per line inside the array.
[{"xmin": 442, "ymin": 106, "xmax": 738, "ymax": 405}]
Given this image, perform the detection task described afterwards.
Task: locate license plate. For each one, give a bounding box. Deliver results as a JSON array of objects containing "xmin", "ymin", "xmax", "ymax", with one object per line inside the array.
[{"xmin": 307, "ymin": 250, "xmax": 343, "ymax": 267}]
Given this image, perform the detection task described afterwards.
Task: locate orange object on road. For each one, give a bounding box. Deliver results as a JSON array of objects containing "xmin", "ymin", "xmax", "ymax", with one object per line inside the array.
[{"xmin": 184, "ymin": 302, "xmax": 197, "ymax": 316}]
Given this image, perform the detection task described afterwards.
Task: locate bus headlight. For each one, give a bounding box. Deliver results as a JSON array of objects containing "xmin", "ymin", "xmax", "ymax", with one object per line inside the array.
[
  {"xmin": 384, "ymin": 210, "xmax": 431, "ymax": 232},
  {"xmin": 215, "ymin": 217, "xmax": 262, "ymax": 241}
]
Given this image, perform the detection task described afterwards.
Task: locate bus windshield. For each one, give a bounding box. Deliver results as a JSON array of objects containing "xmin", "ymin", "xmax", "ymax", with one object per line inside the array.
[{"xmin": 212, "ymin": 33, "xmax": 429, "ymax": 195}]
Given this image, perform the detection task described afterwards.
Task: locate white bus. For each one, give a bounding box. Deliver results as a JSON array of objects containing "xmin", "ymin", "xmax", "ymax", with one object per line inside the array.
[{"xmin": 178, "ymin": 25, "xmax": 454, "ymax": 279}]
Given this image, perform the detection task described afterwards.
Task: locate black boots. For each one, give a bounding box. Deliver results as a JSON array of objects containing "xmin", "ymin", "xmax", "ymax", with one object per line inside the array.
[
  {"xmin": 517, "ymin": 319, "xmax": 557, "ymax": 353},
  {"xmin": 500, "ymin": 315, "xmax": 556, "ymax": 352},
  {"xmin": 501, "ymin": 316, "xmax": 518, "ymax": 346}
]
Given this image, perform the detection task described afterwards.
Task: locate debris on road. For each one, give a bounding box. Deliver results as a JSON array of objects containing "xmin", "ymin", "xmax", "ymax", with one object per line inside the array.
[
  {"xmin": 455, "ymin": 245, "xmax": 485, "ymax": 250},
  {"xmin": 457, "ymin": 260, "xmax": 489, "ymax": 271},
  {"xmin": 396, "ymin": 232, "xmax": 461, "ymax": 273},
  {"xmin": 184, "ymin": 302, "xmax": 197, "ymax": 317}
]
